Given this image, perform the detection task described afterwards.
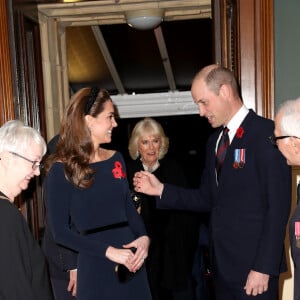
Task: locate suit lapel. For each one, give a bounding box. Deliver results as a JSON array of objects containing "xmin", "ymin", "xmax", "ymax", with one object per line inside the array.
[{"xmin": 219, "ymin": 110, "xmax": 255, "ymax": 178}]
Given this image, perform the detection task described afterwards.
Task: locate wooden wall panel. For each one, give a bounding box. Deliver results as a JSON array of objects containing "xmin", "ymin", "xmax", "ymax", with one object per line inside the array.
[
  {"xmin": 238, "ymin": 0, "xmax": 274, "ymax": 118},
  {"xmin": 12, "ymin": 11, "xmax": 48, "ymax": 240},
  {"xmin": 214, "ymin": 0, "xmax": 274, "ymax": 118},
  {"xmin": 0, "ymin": 0, "xmax": 15, "ymax": 123}
]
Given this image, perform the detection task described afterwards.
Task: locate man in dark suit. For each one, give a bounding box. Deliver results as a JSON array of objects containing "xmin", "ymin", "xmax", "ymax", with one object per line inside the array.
[
  {"xmin": 133, "ymin": 64, "xmax": 291, "ymax": 299},
  {"xmin": 273, "ymin": 98, "xmax": 300, "ymax": 300}
]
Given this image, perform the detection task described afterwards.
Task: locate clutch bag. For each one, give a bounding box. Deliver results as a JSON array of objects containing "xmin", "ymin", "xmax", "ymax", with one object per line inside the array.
[
  {"xmin": 115, "ymin": 264, "xmax": 137, "ymax": 283},
  {"xmin": 115, "ymin": 247, "xmax": 142, "ymax": 283}
]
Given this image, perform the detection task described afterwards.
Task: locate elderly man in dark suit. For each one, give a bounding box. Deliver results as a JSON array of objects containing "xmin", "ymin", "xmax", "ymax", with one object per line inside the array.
[
  {"xmin": 133, "ymin": 64, "xmax": 291, "ymax": 299},
  {"xmin": 274, "ymin": 98, "xmax": 300, "ymax": 300}
]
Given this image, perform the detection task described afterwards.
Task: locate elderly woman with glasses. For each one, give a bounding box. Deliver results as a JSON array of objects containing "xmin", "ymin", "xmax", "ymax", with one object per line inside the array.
[{"xmin": 0, "ymin": 120, "xmax": 53, "ymax": 300}]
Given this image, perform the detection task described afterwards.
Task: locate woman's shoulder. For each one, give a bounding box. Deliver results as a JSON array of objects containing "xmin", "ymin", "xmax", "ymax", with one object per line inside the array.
[
  {"xmin": 93, "ymin": 150, "xmax": 125, "ymax": 166},
  {"xmin": 110, "ymin": 150, "xmax": 125, "ymax": 160},
  {"xmin": 102, "ymin": 149, "xmax": 116, "ymax": 161},
  {"xmin": 46, "ymin": 162, "xmax": 65, "ymax": 180},
  {"xmin": 48, "ymin": 161, "xmax": 64, "ymax": 171}
]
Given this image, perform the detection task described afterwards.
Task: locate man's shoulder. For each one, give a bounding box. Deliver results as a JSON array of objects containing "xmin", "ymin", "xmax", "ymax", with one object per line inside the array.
[
  {"xmin": 244, "ymin": 110, "xmax": 274, "ymax": 133},
  {"xmin": 248, "ymin": 109, "xmax": 274, "ymax": 125}
]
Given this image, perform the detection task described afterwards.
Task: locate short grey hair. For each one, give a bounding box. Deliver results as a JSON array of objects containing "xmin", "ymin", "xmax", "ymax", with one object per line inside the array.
[
  {"xmin": 0, "ymin": 120, "xmax": 46, "ymax": 155},
  {"xmin": 128, "ymin": 117, "xmax": 169, "ymax": 160},
  {"xmin": 277, "ymin": 98, "xmax": 300, "ymax": 136}
]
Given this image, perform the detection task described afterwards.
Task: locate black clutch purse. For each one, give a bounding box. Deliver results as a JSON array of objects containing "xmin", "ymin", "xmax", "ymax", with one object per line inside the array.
[
  {"xmin": 115, "ymin": 264, "xmax": 136, "ymax": 283},
  {"xmin": 115, "ymin": 247, "xmax": 141, "ymax": 283}
]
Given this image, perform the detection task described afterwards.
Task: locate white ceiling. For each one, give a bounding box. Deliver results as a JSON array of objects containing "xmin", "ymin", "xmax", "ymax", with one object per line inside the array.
[{"xmin": 35, "ymin": 0, "xmax": 213, "ymax": 119}]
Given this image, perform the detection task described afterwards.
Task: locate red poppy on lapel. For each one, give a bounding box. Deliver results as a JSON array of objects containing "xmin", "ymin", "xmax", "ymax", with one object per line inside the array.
[{"xmin": 236, "ymin": 127, "xmax": 244, "ymax": 138}]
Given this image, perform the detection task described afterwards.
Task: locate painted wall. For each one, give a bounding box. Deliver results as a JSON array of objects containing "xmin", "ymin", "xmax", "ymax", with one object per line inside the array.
[{"xmin": 274, "ymin": 0, "xmax": 300, "ymax": 111}]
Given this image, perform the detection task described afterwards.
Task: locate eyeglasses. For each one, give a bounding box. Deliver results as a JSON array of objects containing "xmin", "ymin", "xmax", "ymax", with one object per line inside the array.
[
  {"xmin": 9, "ymin": 151, "xmax": 43, "ymax": 171},
  {"xmin": 268, "ymin": 134, "xmax": 300, "ymax": 145}
]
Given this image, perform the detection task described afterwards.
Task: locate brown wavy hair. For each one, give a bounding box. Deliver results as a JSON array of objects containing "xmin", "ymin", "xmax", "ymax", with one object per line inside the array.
[{"xmin": 44, "ymin": 87, "xmax": 112, "ymax": 188}]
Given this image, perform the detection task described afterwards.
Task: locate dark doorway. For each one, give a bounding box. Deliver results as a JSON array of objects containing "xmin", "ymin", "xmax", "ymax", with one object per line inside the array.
[{"xmin": 109, "ymin": 114, "xmax": 215, "ymax": 188}]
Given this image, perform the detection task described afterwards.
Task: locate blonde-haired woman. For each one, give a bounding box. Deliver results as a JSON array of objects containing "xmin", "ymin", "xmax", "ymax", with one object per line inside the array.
[{"xmin": 127, "ymin": 117, "xmax": 198, "ymax": 300}]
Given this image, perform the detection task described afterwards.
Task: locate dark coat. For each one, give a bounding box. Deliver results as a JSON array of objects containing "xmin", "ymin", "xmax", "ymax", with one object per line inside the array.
[
  {"xmin": 42, "ymin": 222, "xmax": 78, "ymax": 280},
  {"xmin": 289, "ymin": 201, "xmax": 300, "ymax": 300},
  {"xmin": 0, "ymin": 198, "xmax": 53, "ymax": 300},
  {"xmin": 126, "ymin": 157, "xmax": 199, "ymax": 293},
  {"xmin": 158, "ymin": 110, "xmax": 291, "ymax": 285}
]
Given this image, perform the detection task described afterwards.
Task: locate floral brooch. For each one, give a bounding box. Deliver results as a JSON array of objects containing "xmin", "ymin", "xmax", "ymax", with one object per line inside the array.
[
  {"xmin": 236, "ymin": 126, "xmax": 244, "ymax": 138},
  {"xmin": 112, "ymin": 161, "xmax": 126, "ymax": 179}
]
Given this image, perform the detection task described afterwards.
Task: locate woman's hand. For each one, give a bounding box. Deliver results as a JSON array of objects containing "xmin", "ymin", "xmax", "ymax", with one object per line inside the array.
[
  {"xmin": 105, "ymin": 246, "xmax": 136, "ymax": 271},
  {"xmin": 105, "ymin": 236, "xmax": 150, "ymax": 272},
  {"xmin": 123, "ymin": 235, "xmax": 150, "ymax": 272}
]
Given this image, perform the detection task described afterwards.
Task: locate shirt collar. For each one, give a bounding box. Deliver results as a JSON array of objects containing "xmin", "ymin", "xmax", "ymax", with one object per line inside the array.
[{"xmin": 226, "ymin": 105, "xmax": 249, "ymax": 142}]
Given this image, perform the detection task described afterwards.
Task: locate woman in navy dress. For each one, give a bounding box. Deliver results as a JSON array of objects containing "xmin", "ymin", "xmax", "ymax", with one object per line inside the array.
[{"xmin": 43, "ymin": 87, "xmax": 151, "ymax": 300}]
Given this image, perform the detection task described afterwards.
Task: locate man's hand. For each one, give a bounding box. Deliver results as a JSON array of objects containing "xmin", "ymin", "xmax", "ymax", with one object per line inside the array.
[
  {"xmin": 133, "ymin": 171, "xmax": 164, "ymax": 196},
  {"xmin": 244, "ymin": 270, "xmax": 269, "ymax": 296}
]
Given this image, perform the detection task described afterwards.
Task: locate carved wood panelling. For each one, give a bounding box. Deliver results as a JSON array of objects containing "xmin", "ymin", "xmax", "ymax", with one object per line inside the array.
[
  {"xmin": 6, "ymin": 4, "xmax": 47, "ymax": 239},
  {"xmin": 0, "ymin": 0, "xmax": 15, "ymax": 123},
  {"xmin": 214, "ymin": 0, "xmax": 274, "ymax": 118}
]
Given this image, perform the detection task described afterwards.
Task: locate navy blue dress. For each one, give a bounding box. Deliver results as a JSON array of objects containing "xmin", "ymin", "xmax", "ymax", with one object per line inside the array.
[{"xmin": 44, "ymin": 152, "xmax": 151, "ymax": 300}]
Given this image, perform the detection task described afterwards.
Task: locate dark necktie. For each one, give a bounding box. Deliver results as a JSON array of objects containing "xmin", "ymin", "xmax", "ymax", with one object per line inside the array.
[
  {"xmin": 216, "ymin": 127, "xmax": 230, "ymax": 180},
  {"xmin": 297, "ymin": 183, "xmax": 300, "ymax": 204}
]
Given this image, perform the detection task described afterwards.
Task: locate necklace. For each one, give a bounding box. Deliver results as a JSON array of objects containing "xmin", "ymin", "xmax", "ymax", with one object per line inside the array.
[{"xmin": 142, "ymin": 160, "xmax": 160, "ymax": 173}]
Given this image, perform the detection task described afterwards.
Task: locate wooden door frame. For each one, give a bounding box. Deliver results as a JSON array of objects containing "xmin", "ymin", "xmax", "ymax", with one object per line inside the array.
[
  {"xmin": 0, "ymin": 0, "xmax": 15, "ymax": 122},
  {"xmin": 214, "ymin": 0, "xmax": 274, "ymax": 119}
]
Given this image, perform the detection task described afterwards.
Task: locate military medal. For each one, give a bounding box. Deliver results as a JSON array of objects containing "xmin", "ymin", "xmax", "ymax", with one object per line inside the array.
[
  {"xmin": 233, "ymin": 161, "xmax": 239, "ymax": 169},
  {"xmin": 233, "ymin": 148, "xmax": 246, "ymax": 169}
]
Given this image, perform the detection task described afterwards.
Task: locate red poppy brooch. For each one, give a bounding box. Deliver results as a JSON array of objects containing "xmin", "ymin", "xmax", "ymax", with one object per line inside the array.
[
  {"xmin": 112, "ymin": 161, "xmax": 126, "ymax": 179},
  {"xmin": 236, "ymin": 126, "xmax": 244, "ymax": 138}
]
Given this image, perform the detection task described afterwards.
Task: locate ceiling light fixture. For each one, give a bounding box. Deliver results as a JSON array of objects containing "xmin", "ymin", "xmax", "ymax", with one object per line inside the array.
[{"xmin": 125, "ymin": 8, "xmax": 164, "ymax": 30}]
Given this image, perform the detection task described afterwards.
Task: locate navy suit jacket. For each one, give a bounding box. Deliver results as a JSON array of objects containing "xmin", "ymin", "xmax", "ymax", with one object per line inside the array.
[{"xmin": 158, "ymin": 110, "xmax": 291, "ymax": 284}]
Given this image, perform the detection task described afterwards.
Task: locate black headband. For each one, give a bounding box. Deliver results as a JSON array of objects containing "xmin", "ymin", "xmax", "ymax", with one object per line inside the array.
[{"xmin": 84, "ymin": 87, "xmax": 100, "ymax": 115}]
